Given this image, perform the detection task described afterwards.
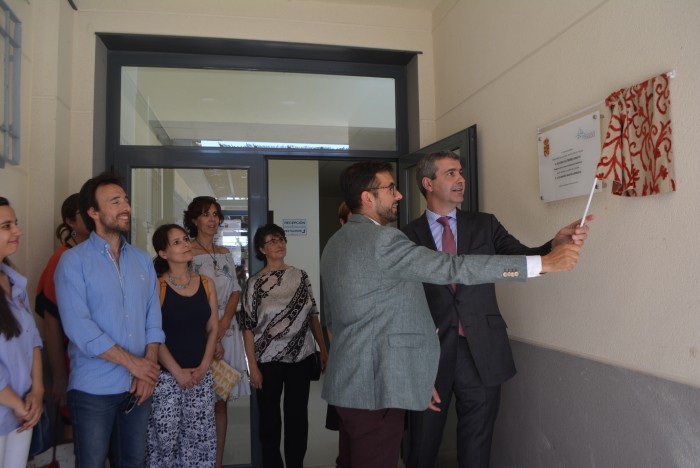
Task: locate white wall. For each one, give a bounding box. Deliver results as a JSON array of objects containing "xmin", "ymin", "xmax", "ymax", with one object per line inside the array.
[
  {"xmin": 432, "ymin": 0, "xmax": 700, "ymax": 386},
  {"xmin": 268, "ymin": 160, "xmax": 321, "ymax": 312}
]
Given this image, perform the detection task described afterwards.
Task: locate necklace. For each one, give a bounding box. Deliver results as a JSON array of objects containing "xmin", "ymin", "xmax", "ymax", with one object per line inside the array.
[
  {"xmin": 168, "ymin": 271, "xmax": 192, "ymax": 290},
  {"xmin": 195, "ymin": 238, "xmax": 218, "ymax": 268}
]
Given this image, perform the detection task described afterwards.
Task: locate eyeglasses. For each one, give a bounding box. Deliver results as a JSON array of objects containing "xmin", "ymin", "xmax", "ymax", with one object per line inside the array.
[
  {"xmin": 368, "ymin": 183, "xmax": 397, "ymax": 196},
  {"xmin": 263, "ymin": 237, "xmax": 287, "ymax": 246},
  {"xmin": 124, "ymin": 392, "xmax": 138, "ymax": 414}
]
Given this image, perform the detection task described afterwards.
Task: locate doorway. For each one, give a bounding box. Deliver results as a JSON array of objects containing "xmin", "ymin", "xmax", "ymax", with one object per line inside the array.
[{"xmin": 104, "ymin": 34, "xmax": 417, "ymax": 468}]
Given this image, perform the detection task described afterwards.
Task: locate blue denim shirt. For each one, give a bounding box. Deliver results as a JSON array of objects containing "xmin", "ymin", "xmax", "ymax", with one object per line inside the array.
[{"xmin": 55, "ymin": 232, "xmax": 164, "ymax": 395}]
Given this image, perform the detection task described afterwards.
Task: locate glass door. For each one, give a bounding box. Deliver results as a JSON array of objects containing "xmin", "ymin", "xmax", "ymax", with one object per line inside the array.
[{"xmin": 130, "ymin": 168, "xmax": 250, "ymax": 267}]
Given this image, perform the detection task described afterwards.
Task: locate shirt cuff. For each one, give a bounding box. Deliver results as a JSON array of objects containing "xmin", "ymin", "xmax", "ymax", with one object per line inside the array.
[
  {"xmin": 85, "ymin": 333, "xmax": 117, "ymax": 358},
  {"xmin": 146, "ymin": 328, "xmax": 166, "ymax": 345},
  {"xmin": 0, "ymin": 364, "xmax": 9, "ymax": 390},
  {"xmin": 526, "ymin": 256, "xmax": 543, "ymax": 278}
]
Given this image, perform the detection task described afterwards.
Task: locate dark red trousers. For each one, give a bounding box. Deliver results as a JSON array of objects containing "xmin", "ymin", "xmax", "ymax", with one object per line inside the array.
[{"xmin": 335, "ymin": 406, "xmax": 405, "ymax": 468}]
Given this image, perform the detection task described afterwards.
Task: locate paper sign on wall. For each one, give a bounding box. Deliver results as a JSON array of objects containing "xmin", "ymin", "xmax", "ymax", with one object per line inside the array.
[
  {"xmin": 538, "ymin": 111, "xmax": 602, "ymax": 202},
  {"xmin": 283, "ymin": 219, "xmax": 307, "ymax": 236}
]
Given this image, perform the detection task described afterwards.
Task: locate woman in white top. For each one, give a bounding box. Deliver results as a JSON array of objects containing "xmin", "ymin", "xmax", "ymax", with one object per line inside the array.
[{"xmin": 184, "ymin": 196, "xmax": 250, "ymax": 468}]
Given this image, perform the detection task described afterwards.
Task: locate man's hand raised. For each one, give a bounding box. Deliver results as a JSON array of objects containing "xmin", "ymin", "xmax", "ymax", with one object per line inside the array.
[{"xmin": 553, "ymin": 215, "xmax": 594, "ymax": 247}]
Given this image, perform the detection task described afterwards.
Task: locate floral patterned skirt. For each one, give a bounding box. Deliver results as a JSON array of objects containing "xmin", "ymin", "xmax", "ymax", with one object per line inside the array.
[{"xmin": 146, "ymin": 370, "xmax": 216, "ymax": 467}]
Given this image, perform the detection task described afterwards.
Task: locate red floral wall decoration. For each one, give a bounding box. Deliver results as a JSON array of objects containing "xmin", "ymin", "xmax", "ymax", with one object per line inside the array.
[{"xmin": 596, "ymin": 73, "xmax": 675, "ymax": 196}]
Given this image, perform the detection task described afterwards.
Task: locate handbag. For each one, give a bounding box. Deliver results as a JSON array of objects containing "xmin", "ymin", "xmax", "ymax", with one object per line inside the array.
[
  {"xmin": 29, "ymin": 400, "xmax": 52, "ymax": 457},
  {"xmin": 210, "ymin": 358, "xmax": 241, "ymax": 400},
  {"xmin": 37, "ymin": 404, "xmax": 61, "ymax": 467},
  {"xmin": 310, "ymin": 350, "xmax": 322, "ymax": 381}
]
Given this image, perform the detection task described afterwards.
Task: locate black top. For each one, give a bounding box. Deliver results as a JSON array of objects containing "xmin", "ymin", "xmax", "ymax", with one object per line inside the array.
[{"xmin": 161, "ymin": 279, "xmax": 210, "ymax": 369}]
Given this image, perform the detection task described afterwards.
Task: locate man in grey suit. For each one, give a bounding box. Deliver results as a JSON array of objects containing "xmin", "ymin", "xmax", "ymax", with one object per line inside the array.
[
  {"xmin": 320, "ymin": 161, "xmax": 585, "ymax": 468},
  {"xmin": 403, "ymin": 151, "xmax": 591, "ymax": 468}
]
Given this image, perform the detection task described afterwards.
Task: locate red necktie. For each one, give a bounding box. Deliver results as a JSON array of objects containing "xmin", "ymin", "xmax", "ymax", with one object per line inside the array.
[{"xmin": 437, "ymin": 216, "xmax": 465, "ymax": 336}]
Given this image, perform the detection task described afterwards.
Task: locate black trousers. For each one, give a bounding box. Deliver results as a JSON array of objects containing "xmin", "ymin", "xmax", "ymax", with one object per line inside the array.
[
  {"xmin": 407, "ymin": 337, "xmax": 501, "ymax": 468},
  {"xmin": 256, "ymin": 357, "xmax": 313, "ymax": 468}
]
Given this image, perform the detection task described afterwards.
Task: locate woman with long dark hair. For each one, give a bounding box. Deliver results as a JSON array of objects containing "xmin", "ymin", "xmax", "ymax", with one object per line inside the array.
[
  {"xmin": 35, "ymin": 193, "xmax": 89, "ymax": 439},
  {"xmin": 184, "ymin": 196, "xmax": 250, "ymax": 468},
  {"xmin": 146, "ymin": 224, "xmax": 219, "ymax": 467},
  {"xmin": 0, "ymin": 197, "xmax": 43, "ymax": 467}
]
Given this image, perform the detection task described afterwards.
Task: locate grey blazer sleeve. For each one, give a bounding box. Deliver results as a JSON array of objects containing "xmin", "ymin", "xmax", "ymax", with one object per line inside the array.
[{"xmin": 375, "ymin": 227, "xmax": 527, "ymax": 285}]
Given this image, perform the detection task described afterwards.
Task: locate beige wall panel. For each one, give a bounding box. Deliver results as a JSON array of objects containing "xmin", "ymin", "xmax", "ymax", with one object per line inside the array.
[
  {"xmin": 30, "ymin": 0, "xmax": 60, "ymax": 97},
  {"xmin": 432, "ymin": 0, "xmax": 607, "ymax": 117},
  {"xmin": 68, "ymin": 111, "xmax": 96, "ymax": 189},
  {"xmin": 26, "ymin": 95, "xmax": 59, "ymax": 299},
  {"xmin": 432, "ymin": 0, "xmax": 700, "ymax": 386},
  {"xmin": 419, "ymin": 119, "xmax": 436, "ymax": 148},
  {"xmin": 0, "ymin": 2, "xmax": 34, "ymax": 279},
  {"xmin": 57, "ymin": 0, "xmax": 75, "ymax": 104},
  {"xmin": 76, "ymin": 0, "xmax": 429, "ymax": 28}
]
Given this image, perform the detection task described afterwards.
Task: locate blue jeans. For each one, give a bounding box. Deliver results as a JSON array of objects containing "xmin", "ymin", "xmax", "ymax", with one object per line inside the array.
[{"xmin": 68, "ymin": 389, "xmax": 152, "ymax": 468}]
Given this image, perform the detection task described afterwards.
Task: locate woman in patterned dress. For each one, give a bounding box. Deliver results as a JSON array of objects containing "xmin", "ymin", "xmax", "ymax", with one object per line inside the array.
[
  {"xmin": 240, "ymin": 223, "xmax": 328, "ymax": 468},
  {"xmin": 184, "ymin": 196, "xmax": 250, "ymax": 468},
  {"xmin": 146, "ymin": 224, "xmax": 218, "ymax": 467}
]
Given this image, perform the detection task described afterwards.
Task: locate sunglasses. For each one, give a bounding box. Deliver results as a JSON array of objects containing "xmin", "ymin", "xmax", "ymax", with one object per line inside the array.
[{"xmin": 124, "ymin": 393, "xmax": 139, "ymax": 414}]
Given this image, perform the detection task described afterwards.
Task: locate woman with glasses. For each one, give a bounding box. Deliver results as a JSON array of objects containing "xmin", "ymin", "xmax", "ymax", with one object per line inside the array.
[
  {"xmin": 146, "ymin": 224, "xmax": 218, "ymax": 467},
  {"xmin": 0, "ymin": 197, "xmax": 44, "ymax": 468},
  {"xmin": 35, "ymin": 193, "xmax": 89, "ymax": 441},
  {"xmin": 183, "ymin": 196, "xmax": 250, "ymax": 468},
  {"xmin": 240, "ymin": 223, "xmax": 328, "ymax": 468}
]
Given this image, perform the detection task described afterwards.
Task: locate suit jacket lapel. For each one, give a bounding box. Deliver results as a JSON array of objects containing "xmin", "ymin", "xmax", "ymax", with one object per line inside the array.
[
  {"xmin": 415, "ymin": 213, "xmax": 438, "ymax": 251},
  {"xmin": 456, "ymin": 209, "xmax": 472, "ymax": 255}
]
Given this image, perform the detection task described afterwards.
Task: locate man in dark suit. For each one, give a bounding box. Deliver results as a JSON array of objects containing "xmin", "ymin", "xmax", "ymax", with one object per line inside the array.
[{"xmin": 403, "ymin": 151, "xmax": 591, "ymax": 468}]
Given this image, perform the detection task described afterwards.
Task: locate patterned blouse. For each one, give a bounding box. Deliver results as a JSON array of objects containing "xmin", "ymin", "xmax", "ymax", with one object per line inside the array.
[{"xmin": 240, "ymin": 266, "xmax": 318, "ymax": 364}]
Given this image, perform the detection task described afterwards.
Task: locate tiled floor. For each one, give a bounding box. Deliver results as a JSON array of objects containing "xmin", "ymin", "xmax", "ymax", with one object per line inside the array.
[
  {"xmin": 30, "ymin": 376, "xmax": 340, "ymax": 468},
  {"xmin": 29, "ymin": 374, "xmax": 434, "ymax": 467}
]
